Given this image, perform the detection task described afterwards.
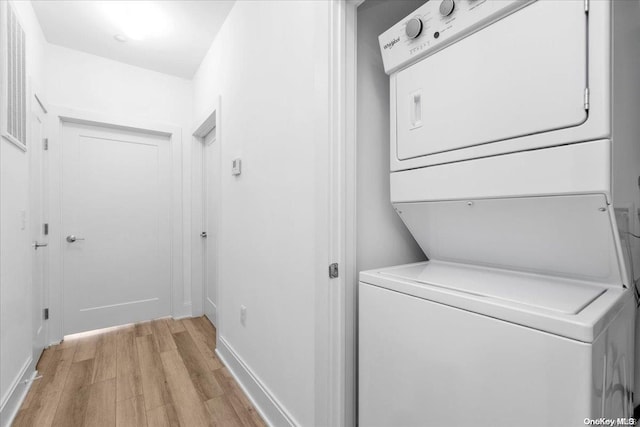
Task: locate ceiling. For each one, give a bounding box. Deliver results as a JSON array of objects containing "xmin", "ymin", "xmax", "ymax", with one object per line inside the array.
[{"xmin": 31, "ymin": 1, "xmax": 235, "ymax": 79}]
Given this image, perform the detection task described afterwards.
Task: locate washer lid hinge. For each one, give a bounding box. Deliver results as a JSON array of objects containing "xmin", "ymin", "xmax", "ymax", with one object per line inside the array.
[{"xmin": 584, "ymin": 87, "xmax": 590, "ymax": 110}]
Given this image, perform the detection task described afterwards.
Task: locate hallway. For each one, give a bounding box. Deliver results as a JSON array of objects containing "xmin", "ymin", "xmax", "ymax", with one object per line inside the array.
[{"xmin": 12, "ymin": 317, "xmax": 264, "ymax": 427}]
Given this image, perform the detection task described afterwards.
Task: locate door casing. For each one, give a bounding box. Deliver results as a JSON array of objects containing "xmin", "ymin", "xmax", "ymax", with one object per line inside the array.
[
  {"xmin": 201, "ymin": 130, "xmax": 219, "ymax": 325},
  {"xmin": 29, "ymin": 90, "xmax": 48, "ymax": 359},
  {"xmin": 190, "ymin": 98, "xmax": 221, "ymax": 326}
]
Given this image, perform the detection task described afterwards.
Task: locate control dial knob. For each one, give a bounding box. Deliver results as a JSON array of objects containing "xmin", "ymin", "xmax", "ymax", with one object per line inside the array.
[
  {"xmin": 405, "ymin": 17, "xmax": 423, "ymax": 39},
  {"xmin": 439, "ymin": 0, "xmax": 455, "ymax": 17}
]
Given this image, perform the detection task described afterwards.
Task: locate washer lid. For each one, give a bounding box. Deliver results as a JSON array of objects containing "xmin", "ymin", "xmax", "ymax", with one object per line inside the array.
[
  {"xmin": 361, "ymin": 261, "xmax": 630, "ymax": 342},
  {"xmin": 393, "ymin": 194, "xmax": 627, "ymax": 288},
  {"xmin": 380, "ymin": 261, "xmax": 606, "ymax": 315}
]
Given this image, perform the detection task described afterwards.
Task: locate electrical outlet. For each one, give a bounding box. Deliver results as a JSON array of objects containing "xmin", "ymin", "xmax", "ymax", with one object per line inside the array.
[{"xmin": 240, "ymin": 305, "xmax": 247, "ymax": 326}]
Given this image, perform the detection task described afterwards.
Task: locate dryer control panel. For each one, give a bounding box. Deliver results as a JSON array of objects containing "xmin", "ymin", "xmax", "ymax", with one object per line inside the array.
[{"xmin": 379, "ymin": 0, "xmax": 533, "ymax": 75}]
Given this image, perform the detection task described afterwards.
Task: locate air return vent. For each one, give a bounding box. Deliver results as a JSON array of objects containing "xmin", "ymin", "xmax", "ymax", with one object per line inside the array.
[{"xmin": 1, "ymin": 1, "xmax": 26, "ymax": 149}]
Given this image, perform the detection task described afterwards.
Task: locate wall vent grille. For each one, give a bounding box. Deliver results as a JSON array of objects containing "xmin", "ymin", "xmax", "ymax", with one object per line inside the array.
[{"xmin": 2, "ymin": 1, "xmax": 26, "ymax": 148}]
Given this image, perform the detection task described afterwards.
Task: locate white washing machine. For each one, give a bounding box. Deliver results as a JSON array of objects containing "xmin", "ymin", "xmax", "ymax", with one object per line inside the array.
[{"xmin": 359, "ymin": 1, "xmax": 640, "ymax": 426}]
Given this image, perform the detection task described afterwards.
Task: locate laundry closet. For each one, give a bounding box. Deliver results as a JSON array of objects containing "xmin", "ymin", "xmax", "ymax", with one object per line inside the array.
[{"xmin": 355, "ymin": 1, "xmax": 640, "ymax": 426}]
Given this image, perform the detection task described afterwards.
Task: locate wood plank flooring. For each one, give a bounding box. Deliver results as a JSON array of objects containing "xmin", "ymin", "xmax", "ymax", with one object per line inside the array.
[{"xmin": 13, "ymin": 317, "xmax": 266, "ymax": 427}]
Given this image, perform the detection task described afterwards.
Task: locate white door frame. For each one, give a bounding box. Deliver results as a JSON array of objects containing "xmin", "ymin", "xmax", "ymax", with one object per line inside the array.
[
  {"xmin": 324, "ymin": 1, "xmax": 363, "ymax": 426},
  {"xmin": 344, "ymin": 3, "xmax": 361, "ymax": 426},
  {"xmin": 46, "ymin": 106, "xmax": 185, "ymax": 344},
  {"xmin": 190, "ymin": 96, "xmax": 220, "ymax": 325},
  {"xmin": 320, "ymin": 1, "xmax": 362, "ymax": 426},
  {"xmin": 29, "ymin": 86, "xmax": 49, "ymax": 358}
]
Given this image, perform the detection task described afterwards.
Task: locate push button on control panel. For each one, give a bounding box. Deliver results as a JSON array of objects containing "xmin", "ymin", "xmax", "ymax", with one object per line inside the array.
[
  {"xmin": 439, "ymin": 0, "xmax": 455, "ymax": 17},
  {"xmin": 405, "ymin": 17, "xmax": 423, "ymax": 39}
]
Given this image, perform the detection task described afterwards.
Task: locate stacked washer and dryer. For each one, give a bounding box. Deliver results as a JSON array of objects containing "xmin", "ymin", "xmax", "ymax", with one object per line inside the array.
[{"xmin": 359, "ymin": 0, "xmax": 640, "ymax": 426}]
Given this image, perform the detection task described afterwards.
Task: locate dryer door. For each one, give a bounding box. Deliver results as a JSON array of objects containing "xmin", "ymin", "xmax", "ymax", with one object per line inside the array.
[{"xmin": 395, "ymin": 0, "xmax": 588, "ymax": 161}]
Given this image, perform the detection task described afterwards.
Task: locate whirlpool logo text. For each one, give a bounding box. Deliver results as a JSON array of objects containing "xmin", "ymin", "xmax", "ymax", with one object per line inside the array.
[{"xmin": 383, "ymin": 37, "xmax": 400, "ymax": 50}]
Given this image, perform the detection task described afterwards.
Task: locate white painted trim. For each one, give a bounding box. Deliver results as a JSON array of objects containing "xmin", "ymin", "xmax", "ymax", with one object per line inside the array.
[
  {"xmin": 344, "ymin": 3, "xmax": 363, "ymax": 427},
  {"xmin": 322, "ymin": 1, "xmax": 362, "ymax": 426},
  {"xmin": 325, "ymin": 1, "xmax": 347, "ymax": 426},
  {"xmin": 312, "ymin": 2, "xmax": 334, "ymax": 424},
  {"xmin": 46, "ymin": 105, "xmax": 186, "ymax": 343},
  {"xmin": 191, "ymin": 97, "xmax": 221, "ymax": 326},
  {"xmin": 34, "ymin": 93, "xmax": 47, "ymax": 115},
  {"xmin": 1, "ymin": 133, "xmax": 27, "ymax": 152},
  {"xmin": 216, "ymin": 337, "xmax": 297, "ymax": 427},
  {"xmin": 54, "ymin": 107, "xmax": 181, "ymax": 137},
  {"xmin": 29, "ymin": 85, "xmax": 50, "ymax": 363},
  {"xmin": 191, "ymin": 133, "xmax": 204, "ymax": 317},
  {"xmin": 0, "ymin": 356, "xmax": 35, "ymax": 427},
  {"xmin": 181, "ymin": 302, "xmax": 193, "ymax": 317},
  {"xmin": 172, "ymin": 310, "xmax": 195, "ymax": 321},
  {"xmin": 204, "ymin": 298, "xmax": 217, "ymax": 326},
  {"xmin": 192, "ymin": 109, "xmax": 217, "ymax": 139}
]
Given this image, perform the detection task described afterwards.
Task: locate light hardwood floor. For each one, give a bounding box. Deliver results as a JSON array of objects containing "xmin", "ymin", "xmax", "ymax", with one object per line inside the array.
[{"xmin": 13, "ymin": 317, "xmax": 266, "ymax": 427}]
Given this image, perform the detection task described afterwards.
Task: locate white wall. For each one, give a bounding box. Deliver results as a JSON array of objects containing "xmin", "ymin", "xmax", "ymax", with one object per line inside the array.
[
  {"xmin": 44, "ymin": 44, "xmax": 194, "ymax": 319},
  {"xmin": 356, "ymin": 0, "xmax": 427, "ymax": 274},
  {"xmin": 0, "ymin": 0, "xmax": 47, "ymax": 423},
  {"xmin": 192, "ymin": 1, "xmax": 332, "ymax": 425},
  {"xmin": 45, "ymin": 44, "xmax": 192, "ymax": 126}
]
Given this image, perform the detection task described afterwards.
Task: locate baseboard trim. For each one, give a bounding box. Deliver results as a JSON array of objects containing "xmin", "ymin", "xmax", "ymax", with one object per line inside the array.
[
  {"xmin": 0, "ymin": 356, "xmax": 36, "ymax": 427},
  {"xmin": 172, "ymin": 302, "xmax": 193, "ymax": 320},
  {"xmin": 205, "ymin": 299, "xmax": 217, "ymax": 326},
  {"xmin": 216, "ymin": 337, "xmax": 297, "ymax": 427}
]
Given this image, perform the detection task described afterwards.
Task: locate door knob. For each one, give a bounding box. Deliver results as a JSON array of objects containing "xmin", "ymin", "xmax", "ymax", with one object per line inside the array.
[
  {"xmin": 66, "ymin": 235, "xmax": 85, "ymax": 243},
  {"xmin": 33, "ymin": 241, "xmax": 48, "ymax": 250}
]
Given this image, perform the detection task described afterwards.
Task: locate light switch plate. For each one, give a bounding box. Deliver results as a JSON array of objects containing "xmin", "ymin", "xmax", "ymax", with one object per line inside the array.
[{"xmin": 232, "ymin": 158, "xmax": 242, "ymax": 176}]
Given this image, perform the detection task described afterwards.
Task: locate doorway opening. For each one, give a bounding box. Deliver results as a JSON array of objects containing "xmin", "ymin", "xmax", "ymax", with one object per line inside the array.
[
  {"xmin": 192, "ymin": 104, "xmax": 220, "ymax": 327},
  {"xmin": 30, "ymin": 90, "xmax": 49, "ymax": 362}
]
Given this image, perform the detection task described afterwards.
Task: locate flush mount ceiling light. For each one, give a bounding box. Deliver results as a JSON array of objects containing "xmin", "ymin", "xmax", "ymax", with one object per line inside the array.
[{"xmin": 102, "ymin": 1, "xmax": 172, "ymax": 41}]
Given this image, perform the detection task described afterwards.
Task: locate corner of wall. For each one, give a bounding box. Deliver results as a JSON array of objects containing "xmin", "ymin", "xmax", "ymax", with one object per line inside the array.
[
  {"xmin": 0, "ymin": 357, "xmax": 36, "ymax": 427},
  {"xmin": 216, "ymin": 337, "xmax": 298, "ymax": 427}
]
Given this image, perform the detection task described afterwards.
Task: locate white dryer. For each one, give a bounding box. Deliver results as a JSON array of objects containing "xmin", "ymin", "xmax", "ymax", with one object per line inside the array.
[{"xmin": 359, "ymin": 0, "xmax": 640, "ymax": 426}]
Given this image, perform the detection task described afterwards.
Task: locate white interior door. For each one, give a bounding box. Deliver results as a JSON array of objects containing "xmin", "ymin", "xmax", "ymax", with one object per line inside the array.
[
  {"xmin": 30, "ymin": 101, "xmax": 48, "ymax": 358},
  {"xmin": 61, "ymin": 122, "xmax": 171, "ymax": 335},
  {"xmin": 202, "ymin": 129, "xmax": 218, "ymax": 325}
]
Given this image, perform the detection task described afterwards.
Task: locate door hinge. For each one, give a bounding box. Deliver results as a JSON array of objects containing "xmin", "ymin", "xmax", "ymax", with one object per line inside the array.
[
  {"xmin": 584, "ymin": 88, "xmax": 590, "ymax": 110},
  {"xmin": 43, "ymin": 223, "xmax": 49, "ymax": 235},
  {"xmin": 329, "ymin": 263, "xmax": 339, "ymax": 279},
  {"xmin": 200, "ymin": 231, "xmax": 208, "ymax": 238},
  {"xmin": 43, "ymin": 138, "xmax": 48, "ymax": 150},
  {"xmin": 584, "ymin": 0, "xmax": 589, "ymax": 13},
  {"xmin": 44, "ymin": 308, "xmax": 49, "ymax": 320}
]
